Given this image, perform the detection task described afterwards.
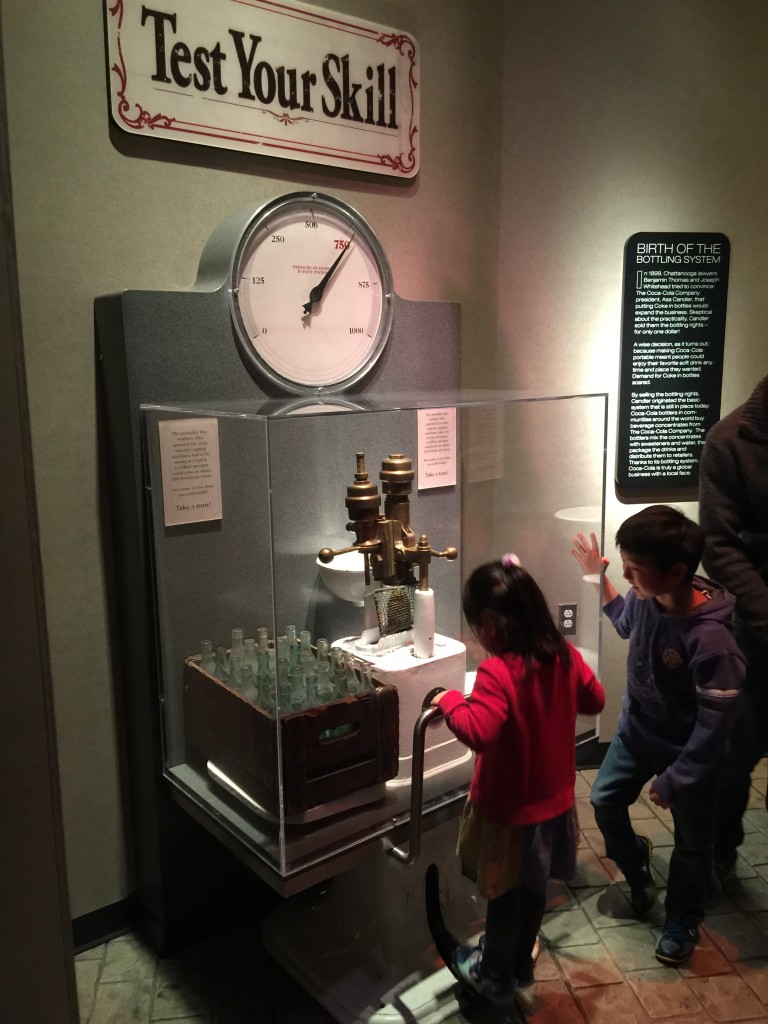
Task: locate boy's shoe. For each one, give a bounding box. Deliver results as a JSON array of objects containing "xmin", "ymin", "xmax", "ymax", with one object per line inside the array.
[
  {"xmin": 628, "ymin": 834, "xmax": 656, "ymax": 916},
  {"xmin": 655, "ymin": 921, "xmax": 700, "ymax": 966}
]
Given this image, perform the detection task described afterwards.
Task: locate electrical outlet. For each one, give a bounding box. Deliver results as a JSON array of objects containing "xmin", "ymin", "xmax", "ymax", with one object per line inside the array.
[{"xmin": 558, "ymin": 603, "xmax": 578, "ymax": 636}]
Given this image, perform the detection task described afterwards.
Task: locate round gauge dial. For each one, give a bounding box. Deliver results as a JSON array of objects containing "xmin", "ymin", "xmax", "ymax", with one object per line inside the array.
[{"xmin": 230, "ymin": 192, "xmax": 394, "ymax": 394}]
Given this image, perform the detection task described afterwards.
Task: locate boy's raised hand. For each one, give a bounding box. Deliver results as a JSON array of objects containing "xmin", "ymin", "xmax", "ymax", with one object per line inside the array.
[{"xmin": 571, "ymin": 532, "xmax": 608, "ymax": 576}]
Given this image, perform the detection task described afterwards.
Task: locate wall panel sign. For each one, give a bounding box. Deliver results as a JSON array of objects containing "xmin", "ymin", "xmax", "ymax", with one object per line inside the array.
[
  {"xmin": 104, "ymin": 0, "xmax": 419, "ymax": 177},
  {"xmin": 616, "ymin": 232, "xmax": 730, "ymax": 495}
]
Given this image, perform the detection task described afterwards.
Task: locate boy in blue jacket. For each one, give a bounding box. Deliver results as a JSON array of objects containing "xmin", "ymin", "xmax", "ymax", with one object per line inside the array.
[{"xmin": 572, "ymin": 505, "xmax": 744, "ymax": 966}]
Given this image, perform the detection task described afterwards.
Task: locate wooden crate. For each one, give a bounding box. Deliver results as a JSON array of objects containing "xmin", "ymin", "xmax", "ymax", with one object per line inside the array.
[{"xmin": 184, "ymin": 659, "xmax": 399, "ymax": 818}]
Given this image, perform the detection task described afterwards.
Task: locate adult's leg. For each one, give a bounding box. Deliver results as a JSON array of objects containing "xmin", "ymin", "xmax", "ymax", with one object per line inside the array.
[
  {"xmin": 714, "ymin": 626, "xmax": 768, "ymax": 868},
  {"xmin": 714, "ymin": 691, "xmax": 763, "ymax": 864},
  {"xmin": 590, "ymin": 731, "xmax": 653, "ymax": 880}
]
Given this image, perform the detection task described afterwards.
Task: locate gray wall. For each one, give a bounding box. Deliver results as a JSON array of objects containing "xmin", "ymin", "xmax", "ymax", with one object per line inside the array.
[
  {"xmin": 495, "ymin": 0, "xmax": 768, "ymax": 728},
  {"xmin": 3, "ymin": 0, "xmax": 768, "ymax": 950},
  {"xmin": 0, "ymin": 25, "xmax": 78, "ymax": 1020},
  {"xmin": 2, "ymin": 0, "xmax": 503, "ymax": 920}
]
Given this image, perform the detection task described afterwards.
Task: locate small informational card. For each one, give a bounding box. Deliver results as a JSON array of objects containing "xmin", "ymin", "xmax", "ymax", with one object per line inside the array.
[
  {"xmin": 158, "ymin": 418, "xmax": 223, "ymax": 526},
  {"xmin": 417, "ymin": 408, "xmax": 457, "ymax": 489}
]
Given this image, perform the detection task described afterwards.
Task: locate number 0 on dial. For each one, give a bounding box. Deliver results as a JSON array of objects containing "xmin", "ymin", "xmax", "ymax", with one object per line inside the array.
[{"xmin": 230, "ymin": 192, "xmax": 394, "ymax": 394}]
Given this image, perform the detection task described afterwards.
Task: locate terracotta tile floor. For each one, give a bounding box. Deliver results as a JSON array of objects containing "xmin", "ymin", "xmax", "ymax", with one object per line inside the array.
[{"xmin": 75, "ymin": 761, "xmax": 768, "ymax": 1023}]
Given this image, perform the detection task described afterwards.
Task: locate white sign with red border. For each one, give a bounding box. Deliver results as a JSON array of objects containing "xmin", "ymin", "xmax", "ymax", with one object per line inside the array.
[{"xmin": 105, "ymin": 0, "xmax": 419, "ymax": 177}]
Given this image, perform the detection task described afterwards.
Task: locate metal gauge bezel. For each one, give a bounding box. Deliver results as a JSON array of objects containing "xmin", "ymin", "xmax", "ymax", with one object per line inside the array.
[{"xmin": 230, "ymin": 192, "xmax": 394, "ymax": 395}]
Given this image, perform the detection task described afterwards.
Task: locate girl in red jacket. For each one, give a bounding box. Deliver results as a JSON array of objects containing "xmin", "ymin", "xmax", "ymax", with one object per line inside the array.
[{"xmin": 432, "ymin": 554, "xmax": 605, "ymax": 1006}]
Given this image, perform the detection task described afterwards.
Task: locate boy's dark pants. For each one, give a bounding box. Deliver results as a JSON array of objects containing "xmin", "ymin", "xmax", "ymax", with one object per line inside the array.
[{"xmin": 591, "ymin": 731, "xmax": 714, "ymax": 928}]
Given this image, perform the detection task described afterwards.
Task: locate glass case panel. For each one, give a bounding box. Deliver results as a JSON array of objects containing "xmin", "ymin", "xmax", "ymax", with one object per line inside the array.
[{"xmin": 141, "ymin": 390, "xmax": 607, "ymax": 887}]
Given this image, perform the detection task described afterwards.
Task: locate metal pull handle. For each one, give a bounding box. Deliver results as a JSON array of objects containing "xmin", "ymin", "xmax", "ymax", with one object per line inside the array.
[{"xmin": 388, "ymin": 704, "xmax": 443, "ymax": 864}]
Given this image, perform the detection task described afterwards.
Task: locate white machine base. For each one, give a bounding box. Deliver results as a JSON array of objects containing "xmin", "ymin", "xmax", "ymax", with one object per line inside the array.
[
  {"xmin": 262, "ymin": 820, "xmax": 484, "ymax": 1024},
  {"xmin": 335, "ymin": 634, "xmax": 471, "ymax": 785}
]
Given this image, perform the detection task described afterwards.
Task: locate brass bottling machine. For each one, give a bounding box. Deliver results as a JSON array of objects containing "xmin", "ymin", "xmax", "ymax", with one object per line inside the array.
[{"xmin": 318, "ymin": 453, "xmax": 471, "ymax": 784}]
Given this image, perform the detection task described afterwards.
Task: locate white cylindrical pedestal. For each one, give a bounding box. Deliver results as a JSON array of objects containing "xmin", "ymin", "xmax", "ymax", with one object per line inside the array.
[
  {"xmin": 413, "ymin": 589, "xmax": 435, "ymax": 659},
  {"xmin": 553, "ymin": 505, "xmax": 602, "ymax": 548}
]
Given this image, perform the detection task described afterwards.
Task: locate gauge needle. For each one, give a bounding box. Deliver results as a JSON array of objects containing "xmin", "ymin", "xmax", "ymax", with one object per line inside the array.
[{"xmin": 302, "ymin": 238, "xmax": 354, "ymax": 316}]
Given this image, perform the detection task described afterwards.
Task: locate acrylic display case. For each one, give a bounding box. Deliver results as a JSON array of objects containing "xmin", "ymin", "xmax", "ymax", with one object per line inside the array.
[{"xmin": 141, "ymin": 389, "xmax": 607, "ymax": 893}]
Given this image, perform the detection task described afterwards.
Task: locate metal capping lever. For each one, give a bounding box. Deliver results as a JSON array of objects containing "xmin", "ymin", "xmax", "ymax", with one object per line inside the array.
[{"xmin": 387, "ymin": 702, "xmax": 443, "ymax": 864}]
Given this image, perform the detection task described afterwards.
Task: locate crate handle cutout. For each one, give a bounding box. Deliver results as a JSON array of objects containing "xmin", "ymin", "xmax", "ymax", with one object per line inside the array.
[{"xmin": 319, "ymin": 722, "xmax": 360, "ymax": 743}]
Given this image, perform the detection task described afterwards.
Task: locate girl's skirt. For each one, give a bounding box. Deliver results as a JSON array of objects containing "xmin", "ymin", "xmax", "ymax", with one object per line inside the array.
[{"xmin": 457, "ymin": 798, "xmax": 579, "ymax": 900}]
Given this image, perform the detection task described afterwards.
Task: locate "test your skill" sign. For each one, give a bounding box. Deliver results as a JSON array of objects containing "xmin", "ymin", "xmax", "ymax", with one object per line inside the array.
[{"xmin": 105, "ymin": 0, "xmax": 420, "ymax": 177}]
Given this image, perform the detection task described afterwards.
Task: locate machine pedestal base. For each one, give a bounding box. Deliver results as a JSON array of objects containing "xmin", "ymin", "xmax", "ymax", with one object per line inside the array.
[{"xmin": 262, "ymin": 820, "xmax": 484, "ymax": 1024}]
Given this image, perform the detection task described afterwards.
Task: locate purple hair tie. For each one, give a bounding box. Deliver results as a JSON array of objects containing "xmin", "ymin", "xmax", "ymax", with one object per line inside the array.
[{"xmin": 501, "ymin": 553, "xmax": 521, "ymax": 568}]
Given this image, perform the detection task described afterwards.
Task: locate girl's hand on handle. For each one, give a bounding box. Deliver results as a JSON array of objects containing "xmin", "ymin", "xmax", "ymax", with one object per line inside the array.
[{"xmin": 570, "ymin": 532, "xmax": 608, "ymax": 575}]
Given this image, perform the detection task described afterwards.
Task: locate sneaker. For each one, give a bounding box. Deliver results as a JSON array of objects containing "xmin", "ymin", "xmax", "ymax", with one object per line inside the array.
[
  {"xmin": 628, "ymin": 834, "xmax": 656, "ymax": 916},
  {"xmin": 655, "ymin": 921, "xmax": 700, "ymax": 966},
  {"xmin": 453, "ymin": 945, "xmax": 518, "ymax": 1008},
  {"xmin": 453, "ymin": 944, "xmax": 484, "ymax": 997}
]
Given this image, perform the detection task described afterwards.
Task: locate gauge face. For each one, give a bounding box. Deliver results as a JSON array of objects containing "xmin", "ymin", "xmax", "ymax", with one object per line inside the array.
[{"xmin": 230, "ymin": 193, "xmax": 394, "ymax": 394}]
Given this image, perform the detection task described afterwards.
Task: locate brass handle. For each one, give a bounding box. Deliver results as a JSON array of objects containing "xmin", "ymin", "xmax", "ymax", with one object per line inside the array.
[
  {"xmin": 430, "ymin": 546, "xmax": 458, "ymax": 561},
  {"xmin": 318, "ymin": 540, "xmax": 379, "ymax": 564}
]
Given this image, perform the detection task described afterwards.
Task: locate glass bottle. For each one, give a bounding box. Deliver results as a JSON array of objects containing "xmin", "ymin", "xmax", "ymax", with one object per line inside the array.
[
  {"xmin": 331, "ymin": 647, "xmax": 347, "ymax": 696},
  {"xmin": 257, "ymin": 643, "xmax": 275, "ymax": 713},
  {"xmin": 241, "ymin": 637, "xmax": 259, "ymax": 681},
  {"xmin": 240, "ymin": 662, "xmax": 257, "ymax": 701},
  {"xmin": 286, "ymin": 625, "xmax": 301, "ymax": 675},
  {"xmin": 213, "ymin": 645, "xmax": 230, "ymax": 682},
  {"xmin": 256, "ymin": 626, "xmax": 273, "ymax": 675},
  {"xmin": 299, "ymin": 629, "xmax": 315, "ymax": 663},
  {"xmin": 230, "ymin": 627, "xmax": 245, "ymax": 687},
  {"xmin": 301, "ymin": 649, "xmax": 318, "ymax": 709},
  {"xmin": 344, "ymin": 651, "xmax": 361, "ymax": 696},
  {"xmin": 315, "ymin": 638, "xmax": 335, "ymax": 705},
  {"xmin": 359, "ymin": 660, "xmax": 375, "ymax": 694},
  {"xmin": 199, "ymin": 640, "xmax": 216, "ymax": 675},
  {"xmin": 275, "ymin": 635, "xmax": 292, "ymax": 713},
  {"xmin": 288, "ymin": 634, "xmax": 306, "ymax": 711}
]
